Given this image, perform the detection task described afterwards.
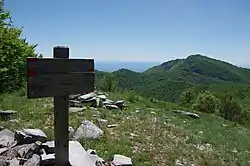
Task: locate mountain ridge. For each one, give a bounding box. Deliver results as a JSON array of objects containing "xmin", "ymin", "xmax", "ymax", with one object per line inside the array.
[{"xmin": 95, "ymin": 54, "xmax": 250, "ymax": 102}]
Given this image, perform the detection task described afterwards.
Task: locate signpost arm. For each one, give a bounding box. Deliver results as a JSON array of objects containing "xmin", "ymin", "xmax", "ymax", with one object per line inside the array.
[{"xmin": 53, "ymin": 46, "xmax": 70, "ymax": 166}]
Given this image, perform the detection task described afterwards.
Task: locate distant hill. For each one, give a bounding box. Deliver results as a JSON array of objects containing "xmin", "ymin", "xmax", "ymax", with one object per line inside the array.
[
  {"xmin": 96, "ymin": 55, "xmax": 250, "ymax": 103},
  {"xmin": 145, "ymin": 54, "xmax": 250, "ymax": 84},
  {"xmin": 94, "ymin": 61, "xmax": 161, "ymax": 72}
]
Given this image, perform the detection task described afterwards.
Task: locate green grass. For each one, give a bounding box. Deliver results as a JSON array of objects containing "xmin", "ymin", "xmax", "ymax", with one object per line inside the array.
[{"xmin": 1, "ymin": 91, "xmax": 250, "ymax": 165}]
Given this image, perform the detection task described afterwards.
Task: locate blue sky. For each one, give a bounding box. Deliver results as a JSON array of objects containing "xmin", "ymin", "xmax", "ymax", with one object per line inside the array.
[{"xmin": 5, "ymin": 0, "xmax": 250, "ymax": 65}]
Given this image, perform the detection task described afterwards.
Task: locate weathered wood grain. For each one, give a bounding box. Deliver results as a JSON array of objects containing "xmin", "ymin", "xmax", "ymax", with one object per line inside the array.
[
  {"xmin": 27, "ymin": 58, "xmax": 94, "ymax": 75},
  {"xmin": 27, "ymin": 72, "xmax": 94, "ymax": 98}
]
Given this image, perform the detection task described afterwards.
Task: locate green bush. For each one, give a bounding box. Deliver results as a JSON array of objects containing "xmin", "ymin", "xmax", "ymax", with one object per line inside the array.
[
  {"xmin": 218, "ymin": 94, "xmax": 244, "ymax": 123},
  {"xmin": 124, "ymin": 90, "xmax": 143, "ymax": 103},
  {"xmin": 192, "ymin": 91, "xmax": 218, "ymax": 113},
  {"xmin": 0, "ymin": 0, "xmax": 38, "ymax": 93},
  {"xmin": 99, "ymin": 73, "xmax": 117, "ymax": 92},
  {"xmin": 179, "ymin": 89, "xmax": 195, "ymax": 107}
]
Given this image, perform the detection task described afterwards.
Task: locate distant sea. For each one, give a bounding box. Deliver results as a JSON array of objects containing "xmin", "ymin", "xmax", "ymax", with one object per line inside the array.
[{"xmin": 95, "ymin": 61, "xmax": 161, "ymax": 72}]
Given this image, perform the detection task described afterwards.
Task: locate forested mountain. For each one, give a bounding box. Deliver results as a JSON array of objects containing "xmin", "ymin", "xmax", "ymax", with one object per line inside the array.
[{"xmin": 96, "ymin": 54, "xmax": 250, "ymax": 103}]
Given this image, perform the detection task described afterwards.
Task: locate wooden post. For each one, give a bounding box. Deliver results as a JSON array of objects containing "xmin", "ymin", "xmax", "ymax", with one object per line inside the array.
[
  {"xmin": 27, "ymin": 46, "xmax": 95, "ymax": 166},
  {"xmin": 53, "ymin": 46, "xmax": 70, "ymax": 166}
]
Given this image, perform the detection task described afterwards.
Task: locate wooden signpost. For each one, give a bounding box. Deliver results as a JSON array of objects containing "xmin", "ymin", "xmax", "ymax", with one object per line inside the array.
[{"xmin": 27, "ymin": 46, "xmax": 95, "ymax": 166}]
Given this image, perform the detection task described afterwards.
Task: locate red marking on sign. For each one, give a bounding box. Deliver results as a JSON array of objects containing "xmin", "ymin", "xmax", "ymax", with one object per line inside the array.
[
  {"xmin": 28, "ymin": 66, "xmax": 37, "ymax": 77},
  {"xmin": 28, "ymin": 57, "xmax": 38, "ymax": 63}
]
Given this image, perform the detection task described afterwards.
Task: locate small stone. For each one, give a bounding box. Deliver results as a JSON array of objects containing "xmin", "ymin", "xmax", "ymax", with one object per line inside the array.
[
  {"xmin": 135, "ymin": 110, "xmax": 140, "ymax": 113},
  {"xmin": 105, "ymin": 105, "xmax": 119, "ymax": 110},
  {"xmin": 0, "ymin": 147, "xmax": 8, "ymax": 155},
  {"xmin": 69, "ymin": 107, "xmax": 86, "ymax": 113},
  {"xmin": 69, "ymin": 100, "xmax": 82, "ymax": 108},
  {"xmin": 79, "ymin": 93, "xmax": 96, "ymax": 101},
  {"xmin": 41, "ymin": 154, "xmax": 55, "ymax": 165},
  {"xmin": 42, "ymin": 141, "xmax": 55, "ymax": 154},
  {"xmin": 17, "ymin": 142, "xmax": 40, "ymax": 159},
  {"xmin": 23, "ymin": 154, "xmax": 40, "ymax": 166},
  {"xmin": 9, "ymin": 158, "xmax": 20, "ymax": 166},
  {"xmin": 98, "ymin": 95, "xmax": 107, "ymax": 100},
  {"xmin": 107, "ymin": 124, "xmax": 119, "ymax": 128},
  {"xmin": 150, "ymin": 111, "xmax": 156, "ymax": 114},
  {"xmin": 112, "ymin": 154, "xmax": 132, "ymax": 166},
  {"xmin": 69, "ymin": 126, "xmax": 75, "ymax": 135},
  {"xmin": 115, "ymin": 100, "xmax": 125, "ymax": 109},
  {"xmin": 130, "ymin": 133, "xmax": 138, "ymax": 137},
  {"xmin": 198, "ymin": 131, "xmax": 203, "ymax": 134},
  {"xmin": 103, "ymin": 99, "xmax": 114, "ymax": 105},
  {"xmin": 9, "ymin": 119, "xmax": 19, "ymax": 123},
  {"xmin": 0, "ymin": 110, "xmax": 17, "ymax": 120},
  {"xmin": 98, "ymin": 119, "xmax": 108, "ymax": 123},
  {"xmin": 173, "ymin": 110, "xmax": 200, "ymax": 119},
  {"xmin": 15, "ymin": 129, "xmax": 47, "ymax": 145}
]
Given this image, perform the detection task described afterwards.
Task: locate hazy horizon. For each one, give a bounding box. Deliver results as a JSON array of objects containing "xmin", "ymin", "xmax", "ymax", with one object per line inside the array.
[{"xmin": 95, "ymin": 60, "xmax": 250, "ymax": 72}]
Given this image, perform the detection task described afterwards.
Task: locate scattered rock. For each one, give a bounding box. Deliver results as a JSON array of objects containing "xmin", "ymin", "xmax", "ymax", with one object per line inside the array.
[
  {"xmin": 98, "ymin": 95, "xmax": 107, "ymax": 101},
  {"xmin": 173, "ymin": 110, "xmax": 200, "ymax": 119},
  {"xmin": 0, "ymin": 129, "xmax": 15, "ymax": 148},
  {"xmin": 42, "ymin": 141, "xmax": 55, "ymax": 154},
  {"xmin": 69, "ymin": 141, "xmax": 97, "ymax": 166},
  {"xmin": 16, "ymin": 142, "xmax": 40, "ymax": 159},
  {"xmin": 0, "ymin": 126, "xmax": 132, "ymax": 166},
  {"xmin": 105, "ymin": 105, "xmax": 119, "ymax": 110},
  {"xmin": 15, "ymin": 129, "xmax": 47, "ymax": 145},
  {"xmin": 9, "ymin": 119, "xmax": 20, "ymax": 123},
  {"xmin": 41, "ymin": 153, "xmax": 55, "ymax": 165},
  {"xmin": 129, "ymin": 133, "xmax": 138, "ymax": 137},
  {"xmin": 0, "ymin": 158, "xmax": 8, "ymax": 166},
  {"xmin": 9, "ymin": 158, "xmax": 20, "ymax": 166},
  {"xmin": 150, "ymin": 111, "xmax": 156, "ymax": 115},
  {"xmin": 23, "ymin": 154, "xmax": 40, "ymax": 166},
  {"xmin": 68, "ymin": 126, "xmax": 75, "ymax": 135},
  {"xmin": 69, "ymin": 107, "xmax": 86, "ymax": 113},
  {"xmin": 107, "ymin": 124, "xmax": 119, "ymax": 128},
  {"xmin": 74, "ymin": 120, "xmax": 103, "ymax": 140},
  {"xmin": 115, "ymin": 100, "xmax": 125, "ymax": 109},
  {"xmin": 79, "ymin": 93, "xmax": 96, "ymax": 101},
  {"xmin": 0, "ymin": 110, "xmax": 17, "ymax": 120},
  {"xmin": 0, "ymin": 147, "xmax": 8, "ymax": 155},
  {"xmin": 69, "ymin": 100, "xmax": 83, "ymax": 108},
  {"xmin": 112, "ymin": 154, "xmax": 132, "ymax": 166},
  {"xmin": 98, "ymin": 119, "xmax": 108, "ymax": 123}
]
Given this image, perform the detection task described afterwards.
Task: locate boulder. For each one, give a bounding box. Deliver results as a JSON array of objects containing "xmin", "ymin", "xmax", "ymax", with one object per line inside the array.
[
  {"xmin": 78, "ymin": 93, "xmax": 96, "ymax": 101},
  {"xmin": 74, "ymin": 120, "xmax": 103, "ymax": 140},
  {"xmin": 115, "ymin": 100, "xmax": 125, "ymax": 109},
  {"xmin": 173, "ymin": 110, "xmax": 200, "ymax": 119},
  {"xmin": 0, "ymin": 129, "xmax": 15, "ymax": 148},
  {"xmin": 15, "ymin": 129, "xmax": 47, "ymax": 145},
  {"xmin": 0, "ymin": 110, "xmax": 17, "ymax": 120},
  {"xmin": 23, "ymin": 154, "xmax": 40, "ymax": 166},
  {"xmin": 112, "ymin": 154, "xmax": 132, "ymax": 166}
]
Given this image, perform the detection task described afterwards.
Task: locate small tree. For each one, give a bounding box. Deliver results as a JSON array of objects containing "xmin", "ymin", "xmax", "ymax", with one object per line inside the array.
[
  {"xmin": 179, "ymin": 89, "xmax": 195, "ymax": 107},
  {"xmin": 0, "ymin": 0, "xmax": 38, "ymax": 93},
  {"xmin": 218, "ymin": 94, "xmax": 243, "ymax": 123},
  {"xmin": 192, "ymin": 91, "xmax": 218, "ymax": 113},
  {"xmin": 100, "ymin": 73, "xmax": 117, "ymax": 92}
]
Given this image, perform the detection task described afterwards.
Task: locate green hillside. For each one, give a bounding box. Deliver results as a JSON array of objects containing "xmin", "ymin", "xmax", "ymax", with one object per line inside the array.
[
  {"xmin": 146, "ymin": 54, "xmax": 250, "ymax": 84},
  {"xmin": 95, "ymin": 55, "xmax": 250, "ymax": 103}
]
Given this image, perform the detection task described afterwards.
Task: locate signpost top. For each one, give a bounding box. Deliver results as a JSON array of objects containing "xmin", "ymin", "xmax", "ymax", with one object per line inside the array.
[{"xmin": 27, "ymin": 48, "xmax": 95, "ymax": 99}]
